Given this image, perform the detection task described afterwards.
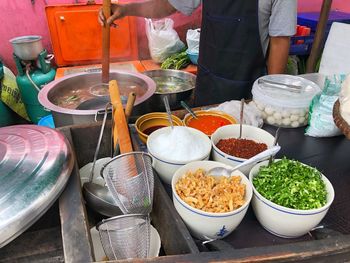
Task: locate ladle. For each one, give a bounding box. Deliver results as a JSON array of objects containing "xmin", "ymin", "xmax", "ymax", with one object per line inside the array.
[
  {"xmin": 180, "ymin": 100, "xmax": 198, "ymax": 119},
  {"xmin": 82, "ymin": 103, "xmax": 122, "ymax": 217},
  {"xmin": 208, "ymin": 145, "xmax": 281, "ymax": 177},
  {"xmin": 76, "ymin": 96, "xmax": 110, "ymax": 110},
  {"xmin": 102, "ymin": 0, "xmax": 111, "ymax": 83},
  {"xmin": 238, "ymin": 99, "xmax": 244, "ymax": 139},
  {"xmin": 163, "ymin": 96, "xmax": 174, "ymax": 129},
  {"xmin": 258, "ymin": 78, "xmax": 302, "ymax": 93}
]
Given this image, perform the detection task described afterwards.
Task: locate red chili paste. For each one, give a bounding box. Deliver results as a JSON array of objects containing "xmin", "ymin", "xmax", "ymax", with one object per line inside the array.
[{"xmin": 216, "ymin": 138, "xmax": 268, "ymax": 159}]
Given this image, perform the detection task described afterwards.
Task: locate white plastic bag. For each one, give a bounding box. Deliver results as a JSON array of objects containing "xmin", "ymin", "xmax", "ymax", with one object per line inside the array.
[
  {"xmin": 145, "ymin": 18, "xmax": 185, "ymax": 63},
  {"xmin": 209, "ymin": 100, "xmax": 264, "ymax": 127},
  {"xmin": 305, "ymin": 75, "xmax": 346, "ymax": 137},
  {"xmin": 186, "ymin": 29, "xmax": 200, "ymax": 53}
]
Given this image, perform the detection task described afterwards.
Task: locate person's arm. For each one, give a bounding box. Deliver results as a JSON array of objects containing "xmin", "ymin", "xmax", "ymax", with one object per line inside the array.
[
  {"xmin": 99, "ymin": 0, "xmax": 176, "ymax": 26},
  {"xmin": 267, "ymin": 36, "xmax": 291, "ymax": 74},
  {"xmin": 266, "ymin": 0, "xmax": 297, "ymax": 74}
]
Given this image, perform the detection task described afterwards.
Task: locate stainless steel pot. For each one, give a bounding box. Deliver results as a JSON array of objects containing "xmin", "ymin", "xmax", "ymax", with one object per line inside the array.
[
  {"xmin": 38, "ymin": 71, "xmax": 156, "ymax": 127},
  {"xmin": 142, "ymin": 69, "xmax": 196, "ymax": 111},
  {"xmin": 10, "ymin": 35, "xmax": 43, "ymax": 60}
]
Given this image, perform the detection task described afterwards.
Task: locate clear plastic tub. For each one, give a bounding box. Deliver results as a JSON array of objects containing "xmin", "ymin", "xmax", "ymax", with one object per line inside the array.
[{"xmin": 252, "ymin": 75, "xmax": 321, "ymax": 128}]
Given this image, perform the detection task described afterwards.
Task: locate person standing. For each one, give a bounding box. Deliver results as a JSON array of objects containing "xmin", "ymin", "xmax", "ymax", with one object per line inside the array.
[{"xmin": 99, "ymin": 0, "xmax": 297, "ymax": 106}]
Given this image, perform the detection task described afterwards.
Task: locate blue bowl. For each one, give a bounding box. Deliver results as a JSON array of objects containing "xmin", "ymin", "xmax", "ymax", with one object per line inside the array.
[
  {"xmin": 38, "ymin": 114, "xmax": 55, "ymax": 129},
  {"xmin": 186, "ymin": 50, "xmax": 199, "ymax": 65}
]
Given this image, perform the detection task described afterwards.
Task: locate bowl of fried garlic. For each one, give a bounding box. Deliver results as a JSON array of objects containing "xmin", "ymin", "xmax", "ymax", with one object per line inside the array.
[{"xmin": 171, "ymin": 161, "xmax": 253, "ymax": 240}]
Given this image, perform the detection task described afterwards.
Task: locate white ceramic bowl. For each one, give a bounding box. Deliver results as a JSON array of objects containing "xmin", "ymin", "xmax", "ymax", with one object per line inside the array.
[
  {"xmin": 147, "ymin": 126, "xmax": 212, "ymax": 185},
  {"xmin": 249, "ymin": 160, "xmax": 335, "ymax": 238},
  {"xmin": 211, "ymin": 124, "xmax": 275, "ymax": 175},
  {"xmin": 172, "ymin": 161, "xmax": 253, "ymax": 240}
]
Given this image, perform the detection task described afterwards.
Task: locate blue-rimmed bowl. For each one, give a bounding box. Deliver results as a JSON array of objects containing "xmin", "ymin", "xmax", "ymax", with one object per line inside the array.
[
  {"xmin": 171, "ymin": 161, "xmax": 253, "ymax": 240},
  {"xmin": 186, "ymin": 49, "xmax": 199, "ymax": 65},
  {"xmin": 147, "ymin": 126, "xmax": 211, "ymax": 185},
  {"xmin": 249, "ymin": 160, "xmax": 335, "ymax": 238},
  {"xmin": 211, "ymin": 124, "xmax": 275, "ymax": 175}
]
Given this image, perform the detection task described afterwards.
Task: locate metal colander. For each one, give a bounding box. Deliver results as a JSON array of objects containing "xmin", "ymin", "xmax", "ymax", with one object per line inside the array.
[
  {"xmin": 102, "ymin": 152, "xmax": 154, "ymax": 215},
  {"xmin": 96, "ymin": 214, "xmax": 150, "ymax": 260}
]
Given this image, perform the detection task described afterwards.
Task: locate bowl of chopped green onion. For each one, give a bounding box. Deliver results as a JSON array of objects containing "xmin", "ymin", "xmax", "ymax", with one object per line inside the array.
[{"xmin": 249, "ymin": 158, "xmax": 334, "ymax": 238}]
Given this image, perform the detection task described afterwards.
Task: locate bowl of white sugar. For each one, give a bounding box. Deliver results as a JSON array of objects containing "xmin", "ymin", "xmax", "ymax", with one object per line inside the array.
[{"xmin": 147, "ymin": 126, "xmax": 212, "ymax": 185}]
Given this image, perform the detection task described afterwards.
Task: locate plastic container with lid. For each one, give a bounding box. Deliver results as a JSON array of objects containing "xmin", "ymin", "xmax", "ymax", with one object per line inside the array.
[{"xmin": 252, "ymin": 75, "xmax": 321, "ymax": 128}]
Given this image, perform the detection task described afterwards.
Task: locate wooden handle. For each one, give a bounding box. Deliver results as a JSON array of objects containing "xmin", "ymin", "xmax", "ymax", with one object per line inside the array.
[
  {"xmin": 109, "ymin": 80, "xmax": 133, "ymax": 154},
  {"xmin": 102, "ymin": 0, "xmax": 111, "ymax": 83},
  {"xmin": 125, "ymin": 92, "xmax": 136, "ymax": 121}
]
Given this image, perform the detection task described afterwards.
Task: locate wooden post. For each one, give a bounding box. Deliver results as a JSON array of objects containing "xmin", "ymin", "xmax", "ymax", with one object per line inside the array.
[
  {"xmin": 306, "ymin": 0, "xmax": 333, "ymax": 73},
  {"xmin": 102, "ymin": 0, "xmax": 111, "ymax": 83}
]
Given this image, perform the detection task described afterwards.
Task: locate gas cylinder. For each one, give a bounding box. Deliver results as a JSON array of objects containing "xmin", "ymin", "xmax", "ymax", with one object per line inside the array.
[{"xmin": 14, "ymin": 50, "xmax": 56, "ymax": 124}]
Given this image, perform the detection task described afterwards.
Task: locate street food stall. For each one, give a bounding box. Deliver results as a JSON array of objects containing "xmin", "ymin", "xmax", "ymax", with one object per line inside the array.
[{"xmin": 1, "ymin": 0, "xmax": 350, "ymax": 262}]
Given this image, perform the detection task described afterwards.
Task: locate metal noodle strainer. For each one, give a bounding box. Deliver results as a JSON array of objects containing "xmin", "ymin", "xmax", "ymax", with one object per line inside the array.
[
  {"xmin": 101, "ymin": 152, "xmax": 154, "ymax": 215},
  {"xmin": 96, "ymin": 214, "xmax": 150, "ymax": 260}
]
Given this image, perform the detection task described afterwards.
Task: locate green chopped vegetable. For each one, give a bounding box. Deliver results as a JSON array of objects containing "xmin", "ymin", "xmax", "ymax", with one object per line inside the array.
[
  {"xmin": 253, "ymin": 157, "xmax": 327, "ymax": 210},
  {"xmin": 65, "ymin": 95, "xmax": 79, "ymax": 102},
  {"xmin": 161, "ymin": 51, "xmax": 190, "ymax": 70}
]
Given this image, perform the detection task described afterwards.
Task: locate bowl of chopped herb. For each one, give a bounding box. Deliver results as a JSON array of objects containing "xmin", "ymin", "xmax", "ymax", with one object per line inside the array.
[{"xmin": 249, "ymin": 158, "xmax": 335, "ymax": 238}]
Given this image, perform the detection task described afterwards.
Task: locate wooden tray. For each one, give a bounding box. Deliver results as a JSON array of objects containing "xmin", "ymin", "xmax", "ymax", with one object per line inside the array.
[
  {"xmin": 333, "ymin": 99, "xmax": 350, "ymax": 139},
  {"xmin": 58, "ymin": 121, "xmax": 350, "ymax": 262},
  {"xmin": 5, "ymin": 120, "xmax": 350, "ymax": 262}
]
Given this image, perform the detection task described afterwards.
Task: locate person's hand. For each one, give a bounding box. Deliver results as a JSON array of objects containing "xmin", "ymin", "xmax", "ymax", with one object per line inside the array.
[{"xmin": 98, "ymin": 4, "xmax": 125, "ymax": 27}]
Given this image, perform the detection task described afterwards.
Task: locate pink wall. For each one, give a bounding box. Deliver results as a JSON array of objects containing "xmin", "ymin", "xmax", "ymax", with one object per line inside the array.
[
  {"xmin": 0, "ymin": 0, "xmax": 349, "ymax": 73},
  {"xmin": 0, "ymin": 0, "xmax": 201, "ymax": 73}
]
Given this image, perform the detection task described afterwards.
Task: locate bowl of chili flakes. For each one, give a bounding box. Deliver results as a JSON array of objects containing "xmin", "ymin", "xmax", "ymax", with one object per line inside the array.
[{"xmin": 211, "ymin": 124, "xmax": 275, "ymax": 175}]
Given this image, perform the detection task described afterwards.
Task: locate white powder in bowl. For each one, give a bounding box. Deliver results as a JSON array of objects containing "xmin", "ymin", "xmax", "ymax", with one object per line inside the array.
[{"xmin": 149, "ymin": 126, "xmax": 209, "ymax": 163}]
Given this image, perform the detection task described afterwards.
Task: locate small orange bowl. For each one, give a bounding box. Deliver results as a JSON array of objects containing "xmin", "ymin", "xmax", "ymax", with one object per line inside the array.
[
  {"xmin": 183, "ymin": 110, "xmax": 237, "ymax": 136},
  {"xmin": 135, "ymin": 112, "xmax": 183, "ymax": 143}
]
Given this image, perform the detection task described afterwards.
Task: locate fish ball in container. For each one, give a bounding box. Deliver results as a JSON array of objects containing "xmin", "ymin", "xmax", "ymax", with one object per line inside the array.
[{"xmin": 252, "ymin": 75, "xmax": 321, "ymax": 128}]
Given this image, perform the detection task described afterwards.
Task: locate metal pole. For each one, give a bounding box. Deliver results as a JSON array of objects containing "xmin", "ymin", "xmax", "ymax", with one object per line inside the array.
[{"xmin": 306, "ymin": 0, "xmax": 333, "ymax": 73}]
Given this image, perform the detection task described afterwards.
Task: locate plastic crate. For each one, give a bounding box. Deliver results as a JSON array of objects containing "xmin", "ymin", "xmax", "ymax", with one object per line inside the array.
[
  {"xmin": 298, "ymin": 11, "xmax": 350, "ymax": 34},
  {"xmin": 289, "ymin": 34, "xmax": 314, "ymax": 56}
]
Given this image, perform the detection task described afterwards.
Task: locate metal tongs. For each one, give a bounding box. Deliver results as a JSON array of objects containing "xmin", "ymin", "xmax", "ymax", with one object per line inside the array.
[{"xmin": 258, "ymin": 78, "xmax": 302, "ymax": 93}]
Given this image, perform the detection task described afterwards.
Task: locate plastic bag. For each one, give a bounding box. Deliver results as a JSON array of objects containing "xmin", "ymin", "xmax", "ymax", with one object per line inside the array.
[
  {"xmin": 145, "ymin": 18, "xmax": 185, "ymax": 63},
  {"xmin": 305, "ymin": 75, "xmax": 346, "ymax": 137},
  {"xmin": 0, "ymin": 65, "xmax": 29, "ymax": 121},
  {"xmin": 186, "ymin": 29, "xmax": 200, "ymax": 53},
  {"xmin": 209, "ymin": 100, "xmax": 264, "ymax": 127}
]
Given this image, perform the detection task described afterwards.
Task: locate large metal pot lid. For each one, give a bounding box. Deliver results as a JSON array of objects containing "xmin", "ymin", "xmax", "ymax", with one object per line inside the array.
[{"xmin": 0, "ymin": 125, "xmax": 74, "ymax": 248}]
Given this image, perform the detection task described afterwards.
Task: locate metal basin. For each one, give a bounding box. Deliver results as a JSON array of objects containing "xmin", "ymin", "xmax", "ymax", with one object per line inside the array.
[
  {"xmin": 38, "ymin": 71, "xmax": 156, "ymax": 127},
  {"xmin": 142, "ymin": 69, "xmax": 196, "ymax": 111},
  {"xmin": 10, "ymin": 35, "xmax": 43, "ymax": 61}
]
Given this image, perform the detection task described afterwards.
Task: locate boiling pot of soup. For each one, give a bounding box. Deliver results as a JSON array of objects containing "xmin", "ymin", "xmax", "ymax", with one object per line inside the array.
[{"xmin": 38, "ymin": 71, "xmax": 156, "ymax": 127}]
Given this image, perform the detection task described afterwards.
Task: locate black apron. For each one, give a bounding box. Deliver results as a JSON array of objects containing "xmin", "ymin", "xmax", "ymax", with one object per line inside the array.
[{"xmin": 194, "ymin": 0, "xmax": 266, "ymax": 106}]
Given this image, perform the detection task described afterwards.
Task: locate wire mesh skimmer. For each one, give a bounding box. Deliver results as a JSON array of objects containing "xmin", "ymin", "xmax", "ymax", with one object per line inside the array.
[
  {"xmin": 101, "ymin": 152, "xmax": 154, "ymax": 215},
  {"xmin": 96, "ymin": 214, "xmax": 150, "ymax": 260}
]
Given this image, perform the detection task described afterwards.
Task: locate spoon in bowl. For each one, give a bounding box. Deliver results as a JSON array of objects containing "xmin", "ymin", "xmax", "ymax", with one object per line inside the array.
[
  {"xmin": 208, "ymin": 145, "xmax": 281, "ymax": 177},
  {"xmin": 238, "ymin": 99, "xmax": 245, "ymax": 139},
  {"xmin": 269, "ymin": 127, "xmax": 281, "ymax": 165},
  {"xmin": 180, "ymin": 100, "xmax": 198, "ymax": 119},
  {"xmin": 163, "ymin": 96, "xmax": 174, "ymax": 129}
]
